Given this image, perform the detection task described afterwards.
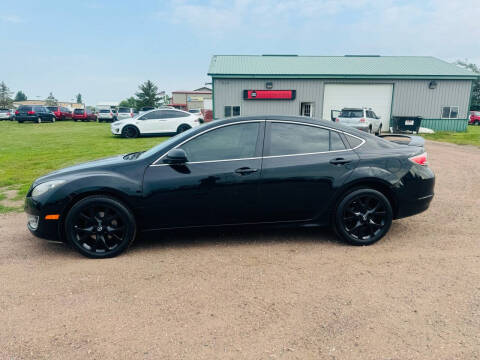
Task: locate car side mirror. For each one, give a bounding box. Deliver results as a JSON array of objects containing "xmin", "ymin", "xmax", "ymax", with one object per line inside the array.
[{"xmin": 163, "ymin": 149, "xmax": 188, "ymax": 164}]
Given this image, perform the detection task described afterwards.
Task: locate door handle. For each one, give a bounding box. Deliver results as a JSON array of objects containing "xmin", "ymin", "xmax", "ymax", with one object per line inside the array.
[
  {"xmin": 235, "ymin": 167, "xmax": 258, "ymax": 175},
  {"xmin": 329, "ymin": 158, "xmax": 352, "ymax": 165}
]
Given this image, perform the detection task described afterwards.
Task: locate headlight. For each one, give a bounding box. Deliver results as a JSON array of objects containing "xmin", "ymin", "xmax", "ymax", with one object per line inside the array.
[{"xmin": 31, "ymin": 180, "xmax": 66, "ymax": 197}]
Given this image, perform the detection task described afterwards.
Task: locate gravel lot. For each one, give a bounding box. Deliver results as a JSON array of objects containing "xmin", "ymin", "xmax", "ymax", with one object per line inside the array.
[{"xmin": 1, "ymin": 140, "xmax": 479, "ymax": 359}]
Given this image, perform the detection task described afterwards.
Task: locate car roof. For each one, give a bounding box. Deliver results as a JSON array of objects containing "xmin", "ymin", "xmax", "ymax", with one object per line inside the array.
[{"xmin": 204, "ymin": 115, "xmax": 369, "ymax": 137}]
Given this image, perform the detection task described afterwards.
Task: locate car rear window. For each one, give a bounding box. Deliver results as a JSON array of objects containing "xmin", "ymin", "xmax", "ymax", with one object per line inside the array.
[
  {"xmin": 74, "ymin": 109, "xmax": 84, "ymax": 114},
  {"xmin": 46, "ymin": 106, "xmax": 58, "ymax": 111},
  {"xmin": 18, "ymin": 106, "xmax": 32, "ymax": 111},
  {"xmin": 0, "ymin": 109, "xmax": 8, "ymax": 113},
  {"xmin": 117, "ymin": 108, "xmax": 130, "ymax": 113},
  {"xmin": 99, "ymin": 109, "xmax": 110, "ymax": 113},
  {"xmin": 340, "ymin": 110, "xmax": 363, "ymax": 118}
]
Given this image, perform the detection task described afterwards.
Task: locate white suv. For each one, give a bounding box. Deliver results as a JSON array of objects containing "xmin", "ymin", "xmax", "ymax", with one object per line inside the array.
[
  {"xmin": 97, "ymin": 109, "xmax": 117, "ymax": 122},
  {"xmin": 111, "ymin": 108, "xmax": 201, "ymax": 138},
  {"xmin": 335, "ymin": 108, "xmax": 382, "ymax": 135}
]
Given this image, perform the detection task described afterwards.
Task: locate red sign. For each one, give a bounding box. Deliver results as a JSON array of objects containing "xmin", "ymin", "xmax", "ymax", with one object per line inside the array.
[{"xmin": 243, "ymin": 90, "xmax": 296, "ymax": 100}]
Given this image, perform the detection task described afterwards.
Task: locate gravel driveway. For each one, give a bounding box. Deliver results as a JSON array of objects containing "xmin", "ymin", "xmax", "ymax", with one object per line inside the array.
[{"xmin": 1, "ymin": 141, "xmax": 479, "ymax": 359}]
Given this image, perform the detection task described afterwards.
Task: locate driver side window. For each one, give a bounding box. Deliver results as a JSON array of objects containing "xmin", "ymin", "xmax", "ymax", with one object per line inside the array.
[{"xmin": 179, "ymin": 123, "xmax": 260, "ymax": 162}]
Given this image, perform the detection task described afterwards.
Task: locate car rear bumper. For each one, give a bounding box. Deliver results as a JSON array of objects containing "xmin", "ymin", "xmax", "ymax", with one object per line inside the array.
[
  {"xmin": 395, "ymin": 166, "xmax": 435, "ymax": 219},
  {"xmin": 16, "ymin": 115, "xmax": 40, "ymax": 121}
]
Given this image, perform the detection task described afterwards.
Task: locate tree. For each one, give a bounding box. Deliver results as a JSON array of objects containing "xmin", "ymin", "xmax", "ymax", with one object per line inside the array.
[
  {"xmin": 14, "ymin": 90, "xmax": 27, "ymax": 101},
  {"xmin": 135, "ymin": 80, "xmax": 162, "ymax": 108},
  {"xmin": 0, "ymin": 81, "xmax": 13, "ymax": 108},
  {"xmin": 456, "ymin": 60, "xmax": 480, "ymax": 111},
  {"xmin": 119, "ymin": 96, "xmax": 137, "ymax": 109},
  {"xmin": 45, "ymin": 92, "xmax": 58, "ymax": 106},
  {"xmin": 76, "ymin": 93, "xmax": 83, "ymax": 104}
]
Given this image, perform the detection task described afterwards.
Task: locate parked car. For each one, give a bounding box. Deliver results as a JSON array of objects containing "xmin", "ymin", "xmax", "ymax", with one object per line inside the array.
[
  {"xmin": 117, "ymin": 107, "xmax": 135, "ymax": 120},
  {"xmin": 469, "ymin": 111, "xmax": 480, "ymax": 125},
  {"xmin": 97, "ymin": 109, "xmax": 117, "ymax": 122},
  {"xmin": 334, "ymin": 108, "xmax": 382, "ymax": 135},
  {"xmin": 111, "ymin": 108, "xmax": 201, "ymax": 138},
  {"xmin": 72, "ymin": 108, "xmax": 97, "ymax": 122},
  {"xmin": 46, "ymin": 106, "xmax": 72, "ymax": 121},
  {"xmin": 25, "ymin": 115, "xmax": 434, "ymax": 258},
  {"xmin": 0, "ymin": 109, "xmax": 12, "ymax": 120},
  {"xmin": 16, "ymin": 105, "xmax": 56, "ymax": 123}
]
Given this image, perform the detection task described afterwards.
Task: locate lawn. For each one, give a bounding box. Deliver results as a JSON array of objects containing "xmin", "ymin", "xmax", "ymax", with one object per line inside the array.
[
  {"xmin": 422, "ymin": 125, "xmax": 480, "ymax": 147},
  {"xmin": 0, "ymin": 121, "xmax": 168, "ymax": 212}
]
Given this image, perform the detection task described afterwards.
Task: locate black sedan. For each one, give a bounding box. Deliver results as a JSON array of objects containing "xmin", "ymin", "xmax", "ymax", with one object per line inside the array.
[
  {"xmin": 16, "ymin": 105, "xmax": 56, "ymax": 123},
  {"xmin": 25, "ymin": 116, "xmax": 435, "ymax": 258}
]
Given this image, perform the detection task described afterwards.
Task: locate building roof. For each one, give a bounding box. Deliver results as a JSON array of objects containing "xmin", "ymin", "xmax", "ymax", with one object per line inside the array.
[{"xmin": 208, "ymin": 55, "xmax": 478, "ymax": 80}]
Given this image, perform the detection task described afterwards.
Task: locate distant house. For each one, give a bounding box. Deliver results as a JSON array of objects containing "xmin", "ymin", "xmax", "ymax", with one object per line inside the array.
[
  {"xmin": 171, "ymin": 88, "xmax": 212, "ymax": 110},
  {"xmin": 13, "ymin": 100, "xmax": 84, "ymax": 110}
]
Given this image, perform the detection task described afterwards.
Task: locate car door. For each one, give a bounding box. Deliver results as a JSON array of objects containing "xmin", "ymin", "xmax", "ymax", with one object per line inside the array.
[
  {"xmin": 141, "ymin": 121, "xmax": 265, "ymax": 230},
  {"xmin": 258, "ymin": 121, "xmax": 359, "ymax": 222},
  {"xmin": 135, "ymin": 110, "xmax": 164, "ymax": 133}
]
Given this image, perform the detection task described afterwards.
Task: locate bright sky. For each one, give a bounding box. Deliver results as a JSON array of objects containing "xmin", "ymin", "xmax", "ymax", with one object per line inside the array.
[{"xmin": 1, "ymin": 0, "xmax": 479, "ymax": 105}]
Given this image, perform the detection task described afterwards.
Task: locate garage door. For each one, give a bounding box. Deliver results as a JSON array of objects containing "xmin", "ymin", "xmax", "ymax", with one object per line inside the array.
[{"xmin": 322, "ymin": 84, "xmax": 393, "ymax": 130}]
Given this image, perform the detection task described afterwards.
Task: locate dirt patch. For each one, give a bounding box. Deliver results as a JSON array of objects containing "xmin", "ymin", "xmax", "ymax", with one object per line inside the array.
[
  {"xmin": 0, "ymin": 187, "xmax": 22, "ymax": 208},
  {"xmin": 0, "ymin": 140, "xmax": 479, "ymax": 359}
]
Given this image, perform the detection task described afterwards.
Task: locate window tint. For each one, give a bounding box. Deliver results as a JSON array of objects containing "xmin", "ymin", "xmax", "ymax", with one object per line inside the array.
[
  {"xmin": 140, "ymin": 110, "xmax": 162, "ymax": 120},
  {"xmin": 18, "ymin": 106, "xmax": 32, "ymax": 111},
  {"xmin": 163, "ymin": 110, "xmax": 189, "ymax": 118},
  {"xmin": 118, "ymin": 107, "xmax": 130, "ymax": 113},
  {"xmin": 340, "ymin": 110, "xmax": 363, "ymax": 118},
  {"xmin": 366, "ymin": 111, "xmax": 374, "ymax": 118},
  {"xmin": 74, "ymin": 109, "xmax": 84, "ymax": 114},
  {"xmin": 344, "ymin": 134, "xmax": 363, "ymax": 149},
  {"xmin": 268, "ymin": 123, "xmax": 330, "ymax": 156},
  {"xmin": 330, "ymin": 131, "xmax": 346, "ymax": 151},
  {"xmin": 179, "ymin": 123, "xmax": 259, "ymax": 162}
]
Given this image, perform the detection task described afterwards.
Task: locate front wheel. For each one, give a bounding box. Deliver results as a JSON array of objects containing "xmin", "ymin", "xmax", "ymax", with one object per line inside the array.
[
  {"xmin": 122, "ymin": 125, "xmax": 139, "ymax": 138},
  {"xmin": 333, "ymin": 188, "xmax": 393, "ymax": 246},
  {"xmin": 65, "ymin": 195, "xmax": 137, "ymax": 258}
]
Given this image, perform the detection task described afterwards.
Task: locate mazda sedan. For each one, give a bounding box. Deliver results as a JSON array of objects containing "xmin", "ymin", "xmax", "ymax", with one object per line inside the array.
[{"xmin": 25, "ymin": 116, "xmax": 435, "ymax": 258}]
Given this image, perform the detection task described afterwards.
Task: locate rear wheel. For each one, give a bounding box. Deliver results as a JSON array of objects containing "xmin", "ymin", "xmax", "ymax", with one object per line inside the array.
[
  {"xmin": 65, "ymin": 195, "xmax": 136, "ymax": 258},
  {"xmin": 334, "ymin": 188, "xmax": 393, "ymax": 246},
  {"xmin": 177, "ymin": 124, "xmax": 191, "ymax": 134},
  {"xmin": 122, "ymin": 125, "xmax": 139, "ymax": 138}
]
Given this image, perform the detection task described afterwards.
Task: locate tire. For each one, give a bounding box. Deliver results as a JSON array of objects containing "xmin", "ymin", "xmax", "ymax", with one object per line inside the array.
[
  {"xmin": 18, "ymin": 120, "xmax": 23, "ymax": 123},
  {"xmin": 51, "ymin": 116, "xmax": 56, "ymax": 123},
  {"xmin": 476, "ymin": 121, "xmax": 480, "ymax": 126},
  {"xmin": 177, "ymin": 124, "xmax": 191, "ymax": 134},
  {"xmin": 122, "ymin": 125, "xmax": 139, "ymax": 138},
  {"xmin": 368, "ymin": 125, "xmax": 372, "ymax": 134},
  {"xmin": 333, "ymin": 188, "xmax": 393, "ymax": 246},
  {"xmin": 37, "ymin": 117, "xmax": 42, "ymax": 124},
  {"xmin": 64, "ymin": 195, "xmax": 136, "ymax": 258}
]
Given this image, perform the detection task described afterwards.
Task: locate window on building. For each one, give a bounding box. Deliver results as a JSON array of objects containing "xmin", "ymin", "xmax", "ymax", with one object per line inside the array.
[
  {"xmin": 300, "ymin": 102, "xmax": 313, "ymax": 117},
  {"xmin": 441, "ymin": 106, "xmax": 459, "ymax": 119},
  {"xmin": 224, "ymin": 106, "xmax": 240, "ymax": 117}
]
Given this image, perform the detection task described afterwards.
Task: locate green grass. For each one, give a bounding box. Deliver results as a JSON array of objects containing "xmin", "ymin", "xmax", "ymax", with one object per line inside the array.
[
  {"xmin": 423, "ymin": 125, "xmax": 480, "ymax": 147},
  {"xmin": 0, "ymin": 121, "xmax": 168, "ymax": 200}
]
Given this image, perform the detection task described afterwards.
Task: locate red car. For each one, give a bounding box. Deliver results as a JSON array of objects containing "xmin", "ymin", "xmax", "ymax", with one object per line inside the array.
[
  {"xmin": 469, "ymin": 111, "xmax": 480, "ymax": 125},
  {"xmin": 46, "ymin": 106, "xmax": 72, "ymax": 120},
  {"xmin": 72, "ymin": 108, "xmax": 97, "ymax": 122}
]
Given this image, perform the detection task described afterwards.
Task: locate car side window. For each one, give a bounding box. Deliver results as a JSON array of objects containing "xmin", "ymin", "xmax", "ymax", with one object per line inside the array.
[
  {"xmin": 179, "ymin": 123, "xmax": 260, "ymax": 162},
  {"xmin": 140, "ymin": 110, "xmax": 162, "ymax": 120},
  {"xmin": 330, "ymin": 131, "xmax": 346, "ymax": 151},
  {"xmin": 267, "ymin": 123, "xmax": 331, "ymax": 156},
  {"xmin": 163, "ymin": 110, "xmax": 189, "ymax": 118}
]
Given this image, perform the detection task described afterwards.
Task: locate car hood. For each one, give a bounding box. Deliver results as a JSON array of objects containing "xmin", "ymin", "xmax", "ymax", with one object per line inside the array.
[{"xmin": 33, "ymin": 154, "xmax": 128, "ymax": 185}]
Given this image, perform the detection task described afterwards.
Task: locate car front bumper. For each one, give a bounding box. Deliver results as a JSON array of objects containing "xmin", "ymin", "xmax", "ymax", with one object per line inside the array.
[{"xmin": 25, "ymin": 196, "xmax": 64, "ymax": 242}]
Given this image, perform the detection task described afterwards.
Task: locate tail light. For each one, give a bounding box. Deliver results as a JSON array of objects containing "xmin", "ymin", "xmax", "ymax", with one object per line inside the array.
[
  {"xmin": 409, "ymin": 152, "xmax": 428, "ymax": 166},
  {"xmin": 130, "ymin": 113, "xmax": 134, "ymax": 117},
  {"xmin": 335, "ymin": 118, "xmax": 340, "ymax": 122},
  {"xmin": 27, "ymin": 111, "xmax": 36, "ymax": 115},
  {"xmin": 7, "ymin": 112, "xmax": 10, "ymax": 116},
  {"xmin": 15, "ymin": 110, "xmax": 19, "ymax": 115},
  {"xmin": 359, "ymin": 118, "xmax": 366, "ymax": 123}
]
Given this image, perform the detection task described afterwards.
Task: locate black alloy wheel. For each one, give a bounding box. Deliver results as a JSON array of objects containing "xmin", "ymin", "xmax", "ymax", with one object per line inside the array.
[
  {"xmin": 122, "ymin": 126, "xmax": 139, "ymax": 138},
  {"xmin": 334, "ymin": 188, "xmax": 392, "ymax": 246},
  {"xmin": 177, "ymin": 124, "xmax": 191, "ymax": 134},
  {"xmin": 65, "ymin": 196, "xmax": 136, "ymax": 258}
]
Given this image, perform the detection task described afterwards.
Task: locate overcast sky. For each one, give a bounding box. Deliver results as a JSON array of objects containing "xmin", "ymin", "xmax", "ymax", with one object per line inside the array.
[{"xmin": 1, "ymin": 0, "xmax": 479, "ymax": 105}]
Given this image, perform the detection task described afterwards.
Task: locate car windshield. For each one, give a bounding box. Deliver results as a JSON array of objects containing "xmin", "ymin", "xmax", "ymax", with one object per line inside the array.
[
  {"xmin": 118, "ymin": 108, "xmax": 130, "ymax": 113},
  {"xmin": 74, "ymin": 109, "xmax": 84, "ymax": 114},
  {"xmin": 99, "ymin": 109, "xmax": 110, "ymax": 113},
  {"xmin": 340, "ymin": 110, "xmax": 364, "ymax": 118},
  {"xmin": 138, "ymin": 127, "xmax": 197, "ymax": 160}
]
